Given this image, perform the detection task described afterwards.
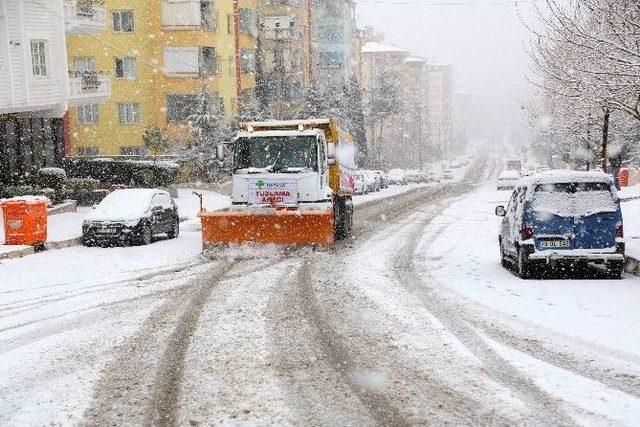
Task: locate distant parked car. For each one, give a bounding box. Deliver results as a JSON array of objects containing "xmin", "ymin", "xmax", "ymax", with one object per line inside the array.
[
  {"xmin": 360, "ymin": 171, "xmax": 378, "ymax": 192},
  {"xmin": 82, "ymin": 189, "xmax": 179, "ymax": 247},
  {"xmin": 387, "ymin": 169, "xmax": 407, "ymax": 185},
  {"xmin": 354, "ymin": 172, "xmax": 368, "ymax": 195},
  {"xmin": 497, "ymin": 170, "xmax": 521, "ymax": 190},
  {"xmin": 372, "ymin": 170, "xmax": 387, "ymax": 189},
  {"xmin": 496, "ymin": 171, "xmax": 625, "ymax": 279}
]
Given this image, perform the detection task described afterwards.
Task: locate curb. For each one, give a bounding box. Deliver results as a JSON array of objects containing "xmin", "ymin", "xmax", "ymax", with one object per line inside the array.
[
  {"xmin": 0, "ymin": 246, "xmax": 35, "ymax": 260},
  {"xmin": 45, "ymin": 237, "xmax": 83, "ymax": 251},
  {"xmin": 0, "ymin": 236, "xmax": 83, "ymax": 261}
]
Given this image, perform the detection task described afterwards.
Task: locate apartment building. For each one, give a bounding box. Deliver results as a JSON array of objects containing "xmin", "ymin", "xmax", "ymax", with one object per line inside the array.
[
  {"xmin": 311, "ymin": 0, "xmax": 356, "ymax": 85},
  {"xmin": 426, "ymin": 63, "xmax": 453, "ymax": 156},
  {"xmin": 66, "ymin": 0, "xmax": 257, "ymax": 157},
  {"xmin": 255, "ymin": 0, "xmax": 312, "ymax": 116},
  {"xmin": 359, "ymin": 41, "xmax": 409, "ymax": 167},
  {"xmin": 0, "ymin": 0, "xmax": 108, "ymax": 182}
]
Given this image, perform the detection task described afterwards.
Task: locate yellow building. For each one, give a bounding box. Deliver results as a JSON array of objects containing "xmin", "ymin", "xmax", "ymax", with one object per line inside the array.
[{"xmin": 66, "ymin": 0, "xmax": 256, "ymax": 156}]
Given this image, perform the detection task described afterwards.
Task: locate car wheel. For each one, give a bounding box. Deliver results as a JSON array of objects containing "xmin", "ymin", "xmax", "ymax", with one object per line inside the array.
[
  {"xmin": 500, "ymin": 239, "xmax": 510, "ymax": 269},
  {"xmin": 518, "ymin": 247, "xmax": 535, "ymax": 279},
  {"xmin": 606, "ymin": 261, "xmax": 624, "ymax": 280},
  {"xmin": 138, "ymin": 225, "xmax": 153, "ymax": 246},
  {"xmin": 167, "ymin": 220, "xmax": 180, "ymax": 239},
  {"xmin": 83, "ymin": 237, "xmax": 95, "ymax": 247}
]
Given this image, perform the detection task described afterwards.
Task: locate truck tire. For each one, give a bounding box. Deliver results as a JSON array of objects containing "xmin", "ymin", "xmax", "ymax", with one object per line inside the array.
[{"xmin": 334, "ymin": 197, "xmax": 352, "ymax": 240}]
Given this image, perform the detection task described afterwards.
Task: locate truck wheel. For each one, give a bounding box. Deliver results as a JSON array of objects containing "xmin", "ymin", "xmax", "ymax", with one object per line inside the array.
[{"xmin": 334, "ymin": 197, "xmax": 350, "ymax": 240}]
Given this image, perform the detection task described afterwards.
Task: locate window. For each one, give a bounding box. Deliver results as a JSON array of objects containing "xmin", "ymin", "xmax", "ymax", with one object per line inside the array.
[
  {"xmin": 199, "ymin": 47, "xmax": 217, "ymax": 76},
  {"xmin": 120, "ymin": 146, "xmax": 144, "ymax": 156},
  {"xmin": 115, "ymin": 57, "xmax": 137, "ymax": 78},
  {"xmin": 166, "ymin": 93, "xmax": 199, "ymax": 123},
  {"xmin": 200, "ymin": 1, "xmax": 216, "ymax": 29},
  {"xmin": 118, "ymin": 103, "xmax": 140, "ymax": 125},
  {"xmin": 318, "ymin": 25, "xmax": 344, "ymax": 44},
  {"xmin": 31, "ymin": 40, "xmax": 47, "ymax": 77},
  {"xmin": 164, "ymin": 47, "xmax": 199, "ymax": 75},
  {"xmin": 78, "ymin": 146, "xmax": 99, "ymax": 157},
  {"xmin": 113, "ymin": 10, "xmax": 134, "ymax": 32},
  {"xmin": 239, "ymin": 8, "xmax": 253, "ymax": 34},
  {"xmin": 77, "ymin": 104, "xmax": 99, "ymax": 125},
  {"xmin": 318, "ymin": 51, "xmax": 344, "ymax": 68},
  {"xmin": 74, "ymin": 57, "xmax": 96, "ymax": 74},
  {"xmin": 241, "ymin": 50, "xmax": 255, "ymax": 74}
]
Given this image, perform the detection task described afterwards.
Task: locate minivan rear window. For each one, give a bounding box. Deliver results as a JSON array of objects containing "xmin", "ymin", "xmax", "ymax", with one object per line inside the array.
[
  {"xmin": 534, "ymin": 182, "xmax": 612, "ymax": 193},
  {"xmin": 532, "ymin": 182, "xmax": 616, "ymax": 218}
]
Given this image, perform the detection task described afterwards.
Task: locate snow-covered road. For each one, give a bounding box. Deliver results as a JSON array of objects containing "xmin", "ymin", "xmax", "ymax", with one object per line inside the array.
[{"xmin": 2, "ymin": 160, "xmax": 639, "ymax": 425}]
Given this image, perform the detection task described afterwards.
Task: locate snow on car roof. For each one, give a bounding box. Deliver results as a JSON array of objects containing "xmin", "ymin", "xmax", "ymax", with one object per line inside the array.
[{"xmin": 521, "ymin": 170, "xmax": 613, "ymax": 186}]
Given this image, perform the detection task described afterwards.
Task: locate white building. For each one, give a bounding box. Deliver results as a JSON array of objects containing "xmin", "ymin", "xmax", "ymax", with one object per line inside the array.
[{"xmin": 0, "ymin": 0, "xmax": 106, "ymax": 183}]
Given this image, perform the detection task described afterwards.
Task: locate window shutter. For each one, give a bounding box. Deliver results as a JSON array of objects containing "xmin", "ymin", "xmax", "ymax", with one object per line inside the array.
[{"xmin": 163, "ymin": 47, "xmax": 199, "ymax": 74}]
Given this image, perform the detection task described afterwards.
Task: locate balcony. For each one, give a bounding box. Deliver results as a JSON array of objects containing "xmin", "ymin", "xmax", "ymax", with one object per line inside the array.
[
  {"xmin": 65, "ymin": 0, "xmax": 107, "ymax": 35},
  {"xmin": 67, "ymin": 72, "xmax": 111, "ymax": 105}
]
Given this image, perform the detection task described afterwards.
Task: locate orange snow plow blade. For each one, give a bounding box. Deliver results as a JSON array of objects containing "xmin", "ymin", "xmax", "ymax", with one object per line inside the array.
[{"xmin": 201, "ymin": 210, "xmax": 335, "ymax": 246}]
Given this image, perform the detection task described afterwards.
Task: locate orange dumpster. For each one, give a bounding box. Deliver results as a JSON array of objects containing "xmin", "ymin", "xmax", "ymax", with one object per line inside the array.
[
  {"xmin": 619, "ymin": 168, "xmax": 630, "ymax": 187},
  {"xmin": 1, "ymin": 197, "xmax": 48, "ymax": 246}
]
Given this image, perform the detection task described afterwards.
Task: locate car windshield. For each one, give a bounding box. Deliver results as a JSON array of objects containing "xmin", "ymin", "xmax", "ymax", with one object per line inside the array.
[{"xmin": 234, "ymin": 136, "xmax": 318, "ymax": 173}]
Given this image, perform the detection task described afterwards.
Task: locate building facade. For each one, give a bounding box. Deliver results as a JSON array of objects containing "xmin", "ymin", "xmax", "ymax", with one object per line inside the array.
[
  {"xmin": 311, "ymin": 0, "xmax": 356, "ymax": 85},
  {"xmin": 66, "ymin": 0, "xmax": 257, "ymax": 157},
  {"xmin": 426, "ymin": 64, "xmax": 453, "ymax": 157},
  {"xmin": 0, "ymin": 0, "xmax": 107, "ymax": 182},
  {"xmin": 255, "ymin": 0, "xmax": 312, "ymax": 117}
]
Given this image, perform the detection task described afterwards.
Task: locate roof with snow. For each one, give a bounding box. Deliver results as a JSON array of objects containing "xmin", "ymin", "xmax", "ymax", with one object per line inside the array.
[
  {"xmin": 405, "ymin": 56, "xmax": 426, "ymax": 63},
  {"xmin": 361, "ymin": 42, "xmax": 409, "ymax": 55}
]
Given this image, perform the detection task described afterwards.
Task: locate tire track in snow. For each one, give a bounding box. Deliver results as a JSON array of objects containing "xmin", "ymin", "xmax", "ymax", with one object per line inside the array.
[
  {"xmin": 416, "ymin": 214, "xmax": 640, "ymax": 400},
  {"xmin": 266, "ymin": 255, "xmax": 409, "ymax": 426},
  {"xmin": 81, "ymin": 261, "xmax": 233, "ymax": 426},
  {"xmin": 392, "ymin": 207, "xmax": 582, "ymax": 425}
]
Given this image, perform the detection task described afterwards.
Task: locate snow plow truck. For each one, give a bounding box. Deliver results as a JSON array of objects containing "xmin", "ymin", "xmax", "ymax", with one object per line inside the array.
[{"xmin": 200, "ymin": 118, "xmax": 356, "ymax": 246}]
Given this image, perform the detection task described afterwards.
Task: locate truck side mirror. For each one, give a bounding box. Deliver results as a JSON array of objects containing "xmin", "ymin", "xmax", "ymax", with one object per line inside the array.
[{"xmin": 327, "ymin": 143, "xmax": 336, "ymax": 166}]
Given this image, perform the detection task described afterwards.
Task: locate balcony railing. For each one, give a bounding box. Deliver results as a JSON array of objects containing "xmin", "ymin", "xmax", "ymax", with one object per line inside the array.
[
  {"xmin": 68, "ymin": 72, "xmax": 111, "ymax": 105},
  {"xmin": 65, "ymin": 0, "xmax": 106, "ymax": 35}
]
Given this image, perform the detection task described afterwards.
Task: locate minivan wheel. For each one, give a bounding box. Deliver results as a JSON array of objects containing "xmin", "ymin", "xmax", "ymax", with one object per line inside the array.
[
  {"xmin": 500, "ymin": 241, "xmax": 510, "ymax": 269},
  {"xmin": 518, "ymin": 248, "xmax": 535, "ymax": 279}
]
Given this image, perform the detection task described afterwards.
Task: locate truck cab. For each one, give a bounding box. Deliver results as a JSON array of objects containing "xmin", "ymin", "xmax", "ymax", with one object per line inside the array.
[
  {"xmin": 231, "ymin": 128, "xmax": 334, "ymax": 212},
  {"xmin": 201, "ymin": 118, "xmax": 356, "ymax": 246}
]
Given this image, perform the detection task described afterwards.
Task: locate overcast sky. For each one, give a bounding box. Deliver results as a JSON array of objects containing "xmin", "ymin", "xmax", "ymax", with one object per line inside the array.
[{"xmin": 355, "ymin": 1, "xmax": 536, "ymax": 99}]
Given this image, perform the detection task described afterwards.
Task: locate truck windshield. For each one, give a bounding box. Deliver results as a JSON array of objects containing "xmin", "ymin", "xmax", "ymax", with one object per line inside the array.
[{"xmin": 234, "ymin": 136, "xmax": 319, "ymax": 173}]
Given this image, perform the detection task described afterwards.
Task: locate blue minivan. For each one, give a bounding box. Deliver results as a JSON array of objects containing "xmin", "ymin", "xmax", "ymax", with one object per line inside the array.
[{"xmin": 496, "ymin": 171, "xmax": 625, "ymax": 279}]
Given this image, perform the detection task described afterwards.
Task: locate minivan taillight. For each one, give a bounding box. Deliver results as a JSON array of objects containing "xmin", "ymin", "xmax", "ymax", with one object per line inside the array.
[
  {"xmin": 522, "ymin": 226, "xmax": 534, "ymax": 240},
  {"xmin": 616, "ymin": 223, "xmax": 624, "ymax": 238}
]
